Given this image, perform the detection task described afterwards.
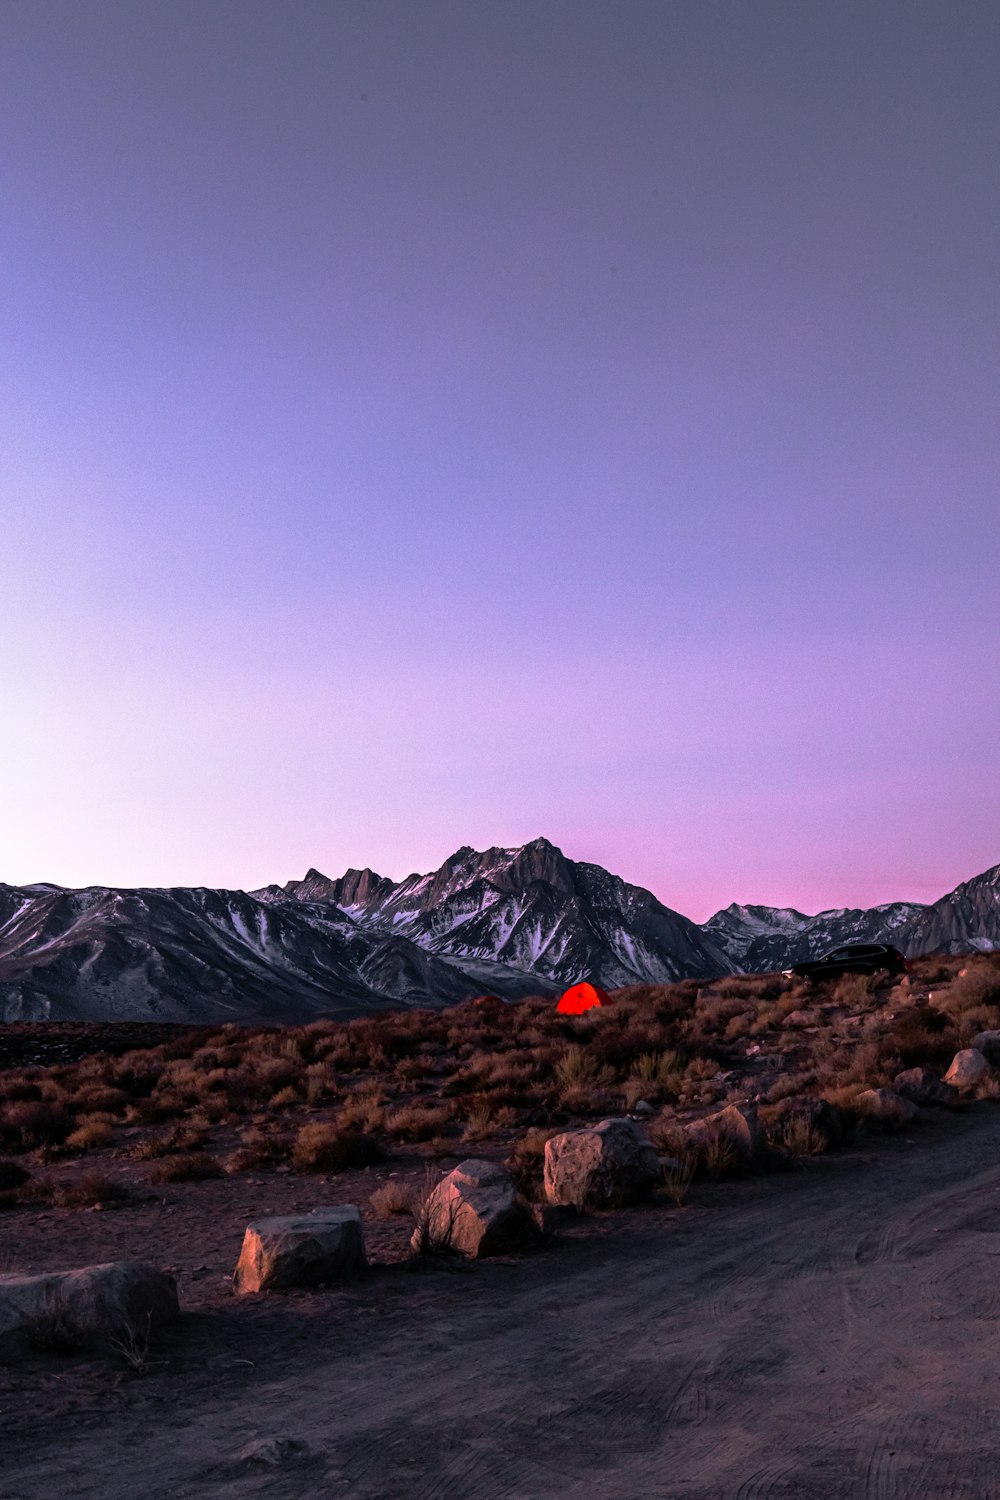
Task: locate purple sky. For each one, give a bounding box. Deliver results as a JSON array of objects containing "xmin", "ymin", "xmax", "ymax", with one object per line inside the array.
[{"xmin": 1, "ymin": 1, "xmax": 997, "ymax": 920}]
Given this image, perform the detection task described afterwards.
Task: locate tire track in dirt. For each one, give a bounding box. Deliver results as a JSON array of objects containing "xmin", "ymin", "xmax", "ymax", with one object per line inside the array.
[{"xmin": 11, "ymin": 1111, "xmax": 1000, "ymax": 1500}]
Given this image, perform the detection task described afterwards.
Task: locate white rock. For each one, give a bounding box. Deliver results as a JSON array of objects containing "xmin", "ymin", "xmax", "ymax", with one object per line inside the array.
[
  {"xmin": 0, "ymin": 1261, "xmax": 178, "ymax": 1358},
  {"xmin": 944, "ymin": 1049, "xmax": 990, "ymax": 1091},
  {"xmin": 412, "ymin": 1159, "xmax": 536, "ymax": 1258},
  {"xmin": 233, "ymin": 1206, "xmax": 366, "ymax": 1294},
  {"xmin": 544, "ymin": 1118, "xmax": 662, "ymax": 1210}
]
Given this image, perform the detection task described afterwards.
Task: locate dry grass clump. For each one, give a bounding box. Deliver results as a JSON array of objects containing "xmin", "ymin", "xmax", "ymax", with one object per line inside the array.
[
  {"xmin": 0, "ymin": 1101, "xmax": 73, "ymax": 1151},
  {"xmin": 931, "ymin": 962, "xmax": 1000, "ymax": 1040},
  {"xmin": 127, "ymin": 1124, "xmax": 209, "ymax": 1160},
  {"xmin": 831, "ymin": 973, "xmax": 873, "ymax": 1008},
  {"xmin": 883, "ymin": 1004, "xmax": 957, "ymax": 1070},
  {"xmin": 337, "ymin": 1088, "xmax": 385, "ymax": 1132},
  {"xmin": 291, "ymin": 1123, "xmax": 386, "ymax": 1174},
  {"xmin": 224, "ymin": 1127, "xmax": 289, "ymax": 1174},
  {"xmin": 553, "ymin": 1046, "xmax": 613, "ymax": 1101},
  {"xmin": 54, "ymin": 1170, "xmax": 130, "ymax": 1207},
  {"xmin": 624, "ymin": 1050, "xmax": 685, "ymax": 1107},
  {"xmin": 384, "ymin": 1104, "xmax": 454, "ymax": 1142},
  {"xmin": 368, "ymin": 1179, "xmax": 416, "ymax": 1218},
  {"xmin": 661, "ymin": 1154, "xmax": 697, "ymax": 1207},
  {"xmin": 149, "ymin": 1152, "xmax": 224, "ymax": 1183},
  {"xmin": 64, "ymin": 1119, "xmax": 113, "ymax": 1151},
  {"xmin": 506, "ymin": 1127, "xmax": 560, "ymax": 1201}
]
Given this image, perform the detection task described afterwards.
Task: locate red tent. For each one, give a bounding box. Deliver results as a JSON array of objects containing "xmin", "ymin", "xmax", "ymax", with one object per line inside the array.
[{"xmin": 556, "ymin": 981, "xmax": 612, "ymax": 1015}]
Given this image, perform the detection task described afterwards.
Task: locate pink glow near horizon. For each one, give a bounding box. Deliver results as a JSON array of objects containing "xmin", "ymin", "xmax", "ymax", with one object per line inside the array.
[{"xmin": 1, "ymin": 3, "xmax": 997, "ymax": 923}]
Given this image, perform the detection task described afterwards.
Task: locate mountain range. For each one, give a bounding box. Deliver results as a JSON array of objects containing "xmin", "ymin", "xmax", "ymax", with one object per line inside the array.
[{"xmin": 0, "ymin": 839, "xmax": 997, "ymax": 1023}]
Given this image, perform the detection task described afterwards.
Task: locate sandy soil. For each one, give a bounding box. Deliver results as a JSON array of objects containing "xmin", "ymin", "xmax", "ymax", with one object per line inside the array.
[{"xmin": 5, "ymin": 1107, "xmax": 1000, "ymax": 1499}]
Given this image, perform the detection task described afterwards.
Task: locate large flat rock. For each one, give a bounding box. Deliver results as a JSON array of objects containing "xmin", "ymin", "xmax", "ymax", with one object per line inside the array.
[
  {"xmin": 233, "ymin": 1206, "xmax": 367, "ymax": 1294},
  {"xmin": 0, "ymin": 1261, "xmax": 178, "ymax": 1358}
]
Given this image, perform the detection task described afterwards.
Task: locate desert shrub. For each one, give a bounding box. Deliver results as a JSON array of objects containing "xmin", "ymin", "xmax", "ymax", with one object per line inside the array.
[
  {"xmin": 629, "ymin": 1056, "xmax": 683, "ymax": 1104},
  {"xmin": 130, "ymin": 1091, "xmax": 188, "ymax": 1124},
  {"xmin": 303, "ymin": 1062, "xmax": 337, "ymax": 1105},
  {"xmin": 254, "ymin": 1059, "xmax": 302, "ymax": 1095},
  {"xmin": 0, "ymin": 1159, "xmax": 30, "ymax": 1191},
  {"xmin": 0, "ymin": 1077, "xmax": 43, "ymax": 1103},
  {"xmin": 149, "ymin": 1153, "xmax": 223, "ymax": 1183},
  {"xmin": 712, "ymin": 976, "xmax": 789, "ymax": 1003},
  {"xmin": 937, "ymin": 966, "xmax": 1000, "ymax": 1022},
  {"xmin": 384, "ymin": 1104, "xmax": 453, "ymax": 1142},
  {"xmin": 829, "ymin": 1040, "xmax": 891, "ymax": 1088},
  {"xmin": 64, "ymin": 1120, "xmax": 112, "ymax": 1151},
  {"xmin": 127, "ymin": 1124, "xmax": 207, "ymax": 1160},
  {"xmin": 831, "ymin": 973, "xmax": 872, "ymax": 1008},
  {"xmin": 291, "ymin": 1123, "xmax": 386, "ymax": 1174},
  {"xmin": 394, "ymin": 1057, "xmax": 431, "ymax": 1084},
  {"xmin": 698, "ymin": 1126, "xmax": 736, "ymax": 1179},
  {"xmin": 67, "ymin": 1085, "xmax": 127, "ymax": 1116},
  {"xmin": 762, "ymin": 1070, "xmax": 817, "ymax": 1104},
  {"xmin": 369, "ymin": 1180, "xmax": 415, "ymax": 1218},
  {"xmin": 225, "ymin": 1127, "xmax": 290, "ymax": 1173},
  {"xmin": 338, "ymin": 1088, "xmax": 385, "ymax": 1132},
  {"xmin": 268, "ymin": 1085, "xmax": 303, "ymax": 1110},
  {"xmin": 1, "ymin": 1102, "xmax": 72, "ymax": 1150},
  {"xmin": 692, "ymin": 994, "xmax": 753, "ymax": 1038},
  {"xmin": 885, "ymin": 1005, "xmax": 957, "ymax": 1069},
  {"xmin": 661, "ymin": 1154, "xmax": 696, "ymax": 1207},
  {"xmin": 553, "ymin": 1046, "xmax": 613, "ymax": 1097},
  {"xmin": 778, "ymin": 1114, "xmax": 826, "ymax": 1157},
  {"xmin": 506, "ymin": 1127, "xmax": 560, "ymax": 1201},
  {"xmin": 54, "ymin": 1171, "xmax": 130, "ymax": 1207}
]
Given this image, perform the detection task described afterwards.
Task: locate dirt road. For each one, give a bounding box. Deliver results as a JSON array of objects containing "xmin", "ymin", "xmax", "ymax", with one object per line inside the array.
[{"xmin": 6, "ymin": 1110, "xmax": 1000, "ymax": 1499}]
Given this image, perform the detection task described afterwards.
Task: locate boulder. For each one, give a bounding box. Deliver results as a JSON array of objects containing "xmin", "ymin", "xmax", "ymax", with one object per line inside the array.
[
  {"xmin": 411, "ymin": 1159, "xmax": 536, "ymax": 1258},
  {"xmin": 855, "ymin": 1088, "xmax": 917, "ymax": 1125},
  {"xmin": 233, "ymin": 1206, "xmax": 366, "ymax": 1294},
  {"xmin": 631, "ymin": 1100, "xmax": 655, "ymax": 1118},
  {"xmin": 894, "ymin": 1067, "xmax": 959, "ymax": 1108},
  {"xmin": 543, "ymin": 1118, "xmax": 662, "ymax": 1210},
  {"xmin": 684, "ymin": 1104, "xmax": 769, "ymax": 1166},
  {"xmin": 943, "ymin": 1049, "xmax": 990, "ymax": 1091},
  {"xmin": 0, "ymin": 1261, "xmax": 178, "ymax": 1358},
  {"xmin": 970, "ymin": 1032, "xmax": 1000, "ymax": 1065}
]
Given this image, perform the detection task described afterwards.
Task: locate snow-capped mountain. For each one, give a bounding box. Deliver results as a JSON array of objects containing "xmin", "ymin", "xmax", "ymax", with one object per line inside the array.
[
  {"xmin": 0, "ymin": 883, "xmax": 476, "ymax": 1023},
  {"xmin": 256, "ymin": 838, "xmax": 734, "ymax": 993},
  {"xmin": 702, "ymin": 900, "xmax": 929, "ymax": 971},
  {"xmin": 901, "ymin": 864, "xmax": 1000, "ymax": 955},
  {"xmin": 1, "ymin": 843, "xmax": 997, "ymax": 1023}
]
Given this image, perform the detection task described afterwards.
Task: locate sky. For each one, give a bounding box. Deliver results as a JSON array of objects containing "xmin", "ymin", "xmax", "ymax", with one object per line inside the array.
[{"xmin": 0, "ymin": 1, "xmax": 997, "ymax": 921}]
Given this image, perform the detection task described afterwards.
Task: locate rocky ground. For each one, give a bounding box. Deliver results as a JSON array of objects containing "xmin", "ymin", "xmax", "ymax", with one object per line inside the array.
[
  {"xmin": 6, "ymin": 1106, "xmax": 1000, "ymax": 1498},
  {"xmin": 3, "ymin": 953, "xmax": 1000, "ymax": 1496}
]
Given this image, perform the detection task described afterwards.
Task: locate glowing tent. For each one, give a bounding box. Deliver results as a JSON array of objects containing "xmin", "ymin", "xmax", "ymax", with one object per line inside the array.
[{"xmin": 556, "ymin": 981, "xmax": 612, "ymax": 1015}]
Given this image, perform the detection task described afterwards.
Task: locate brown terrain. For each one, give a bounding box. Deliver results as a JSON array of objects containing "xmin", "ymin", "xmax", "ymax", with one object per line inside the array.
[{"xmin": 3, "ymin": 953, "xmax": 1000, "ymax": 1498}]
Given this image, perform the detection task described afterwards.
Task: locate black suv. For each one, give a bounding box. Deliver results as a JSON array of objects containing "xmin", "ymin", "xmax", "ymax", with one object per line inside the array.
[{"xmin": 784, "ymin": 943, "xmax": 909, "ymax": 983}]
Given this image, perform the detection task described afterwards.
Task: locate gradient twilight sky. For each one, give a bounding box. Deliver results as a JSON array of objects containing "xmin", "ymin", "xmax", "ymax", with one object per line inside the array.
[{"xmin": 1, "ymin": 2, "xmax": 998, "ymax": 920}]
